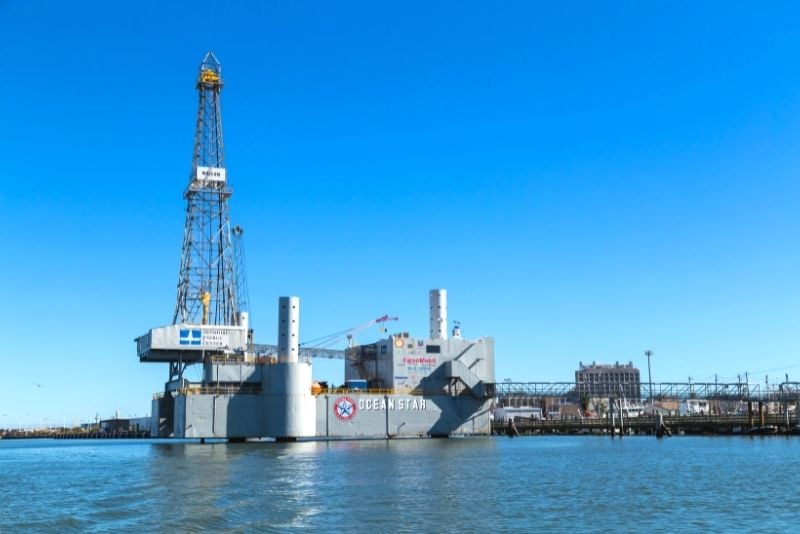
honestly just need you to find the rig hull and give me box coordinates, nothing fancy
[155,392,492,439]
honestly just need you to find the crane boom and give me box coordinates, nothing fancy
[300,315,399,350]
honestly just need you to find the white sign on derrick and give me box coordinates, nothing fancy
[196,166,226,183]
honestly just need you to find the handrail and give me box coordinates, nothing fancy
[179,385,262,396]
[316,388,416,396]
[208,354,279,365]
[155,386,426,398]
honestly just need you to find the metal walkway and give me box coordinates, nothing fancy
[495,381,800,402]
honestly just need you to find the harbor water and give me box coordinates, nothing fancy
[1,436,799,531]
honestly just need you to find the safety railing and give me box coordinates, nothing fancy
[178,385,262,396]
[315,388,416,396]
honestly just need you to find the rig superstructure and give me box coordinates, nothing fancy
[135,53,496,440]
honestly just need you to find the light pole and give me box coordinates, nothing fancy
[645,350,653,407]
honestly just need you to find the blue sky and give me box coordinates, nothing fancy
[2,1,800,427]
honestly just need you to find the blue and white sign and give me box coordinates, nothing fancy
[179,329,202,346]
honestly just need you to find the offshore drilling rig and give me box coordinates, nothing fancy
[135,52,334,439]
[135,53,496,441]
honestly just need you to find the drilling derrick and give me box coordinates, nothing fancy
[174,51,238,327]
[136,52,251,385]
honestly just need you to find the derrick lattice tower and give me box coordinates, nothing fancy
[174,52,238,326]
[231,225,251,317]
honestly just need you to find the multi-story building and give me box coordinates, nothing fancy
[575,361,641,400]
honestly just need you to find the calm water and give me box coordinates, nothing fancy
[1,436,798,532]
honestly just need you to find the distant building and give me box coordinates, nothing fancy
[493,406,543,422]
[99,418,129,433]
[99,416,152,434]
[678,399,710,416]
[575,361,641,400]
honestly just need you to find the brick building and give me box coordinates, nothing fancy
[575,361,641,400]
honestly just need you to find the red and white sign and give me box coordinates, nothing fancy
[333,396,357,421]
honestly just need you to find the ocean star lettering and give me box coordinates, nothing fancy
[358,398,427,411]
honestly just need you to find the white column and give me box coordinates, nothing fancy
[429,289,448,340]
[278,296,300,363]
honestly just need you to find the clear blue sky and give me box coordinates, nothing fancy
[2,1,800,427]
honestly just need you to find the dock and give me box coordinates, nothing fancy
[493,413,799,436]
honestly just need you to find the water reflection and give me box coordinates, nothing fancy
[2,437,799,531]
